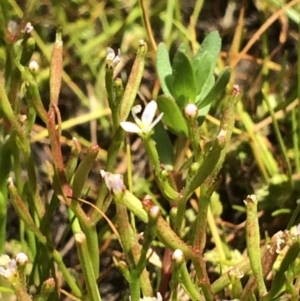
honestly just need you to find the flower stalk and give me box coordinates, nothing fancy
[245,194,267,298]
[75,232,102,301]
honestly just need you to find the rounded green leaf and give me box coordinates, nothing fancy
[156,42,173,97]
[157,95,188,137]
[172,48,196,108]
[152,122,175,165]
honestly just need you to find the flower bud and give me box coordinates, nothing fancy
[172,249,184,263]
[7,177,14,188]
[184,103,198,119]
[16,253,28,266]
[233,84,241,96]
[41,277,55,293]
[28,60,39,73]
[149,205,160,219]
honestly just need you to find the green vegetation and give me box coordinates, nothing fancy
[1,0,300,300]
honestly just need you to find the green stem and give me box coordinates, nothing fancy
[8,179,82,297]
[91,127,124,223]
[262,92,293,184]
[193,182,214,253]
[292,108,300,173]
[0,192,6,254]
[187,118,201,162]
[0,82,29,154]
[297,22,300,172]
[105,66,119,131]
[237,101,278,181]
[52,249,82,298]
[207,206,226,261]
[180,262,202,301]
[114,192,153,297]
[75,232,102,301]
[245,195,267,298]
[191,257,214,301]
[8,179,47,245]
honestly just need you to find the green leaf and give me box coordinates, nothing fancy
[196,74,215,102]
[156,43,173,97]
[152,121,175,165]
[197,67,231,109]
[157,95,188,137]
[172,48,196,108]
[193,31,221,66]
[193,31,222,102]
[194,51,215,95]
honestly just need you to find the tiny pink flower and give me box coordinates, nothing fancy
[100,170,125,194]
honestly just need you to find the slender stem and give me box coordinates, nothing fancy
[262,92,293,184]
[296,22,300,172]
[139,0,157,52]
[180,262,202,301]
[191,257,214,301]
[75,232,102,301]
[207,206,226,261]
[245,195,267,298]
[292,108,300,173]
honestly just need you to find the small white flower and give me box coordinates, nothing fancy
[106,47,121,68]
[100,170,125,194]
[129,292,163,301]
[120,100,163,135]
[24,22,33,34]
[0,256,17,279]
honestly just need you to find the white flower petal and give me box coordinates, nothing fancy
[100,170,124,193]
[141,100,157,126]
[148,112,163,130]
[120,121,142,133]
[132,104,142,115]
[106,47,116,61]
[112,56,121,67]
